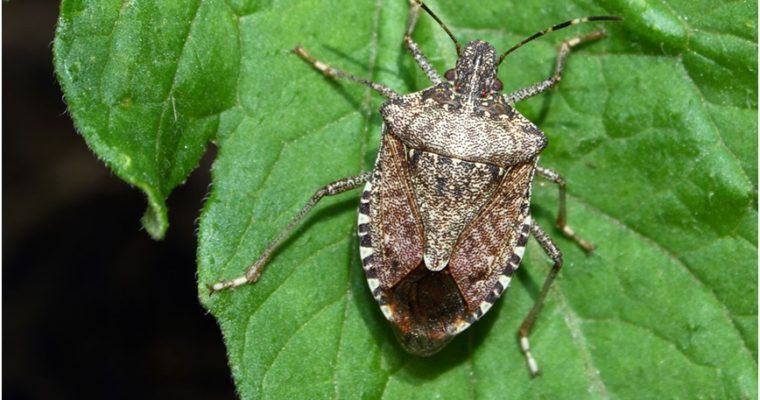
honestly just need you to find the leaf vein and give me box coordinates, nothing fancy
[331,0,385,396]
[239,237,350,393]
[380,356,414,400]
[260,297,344,394]
[676,54,755,193]
[584,316,722,370]
[217,110,361,276]
[567,192,756,361]
[153,0,204,193]
[552,290,611,398]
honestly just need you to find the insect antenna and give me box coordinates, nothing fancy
[415,0,462,56]
[497,15,621,65]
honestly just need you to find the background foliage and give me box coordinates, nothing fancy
[55,0,757,398]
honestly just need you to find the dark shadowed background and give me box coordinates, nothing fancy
[4,2,235,398]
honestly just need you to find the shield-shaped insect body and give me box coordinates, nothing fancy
[209,1,619,376]
[358,41,548,355]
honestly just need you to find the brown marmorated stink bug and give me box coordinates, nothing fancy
[209,1,620,376]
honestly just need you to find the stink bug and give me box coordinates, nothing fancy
[209,1,620,376]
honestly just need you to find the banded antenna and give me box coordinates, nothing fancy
[415,0,462,56]
[497,16,622,65]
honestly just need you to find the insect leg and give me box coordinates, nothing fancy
[404,1,442,84]
[504,29,606,104]
[536,165,595,252]
[518,222,563,377]
[294,46,398,98]
[208,172,372,293]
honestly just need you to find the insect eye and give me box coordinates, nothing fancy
[444,69,456,81]
[492,79,503,91]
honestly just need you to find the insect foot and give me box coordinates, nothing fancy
[208,0,620,377]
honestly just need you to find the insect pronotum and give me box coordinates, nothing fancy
[209,0,620,376]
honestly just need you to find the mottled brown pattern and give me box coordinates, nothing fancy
[370,129,424,289]
[407,150,503,271]
[449,160,536,310]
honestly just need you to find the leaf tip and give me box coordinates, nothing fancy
[141,201,168,240]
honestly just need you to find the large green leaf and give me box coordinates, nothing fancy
[55,0,757,398]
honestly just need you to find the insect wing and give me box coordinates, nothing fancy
[359,128,424,301]
[449,160,536,323]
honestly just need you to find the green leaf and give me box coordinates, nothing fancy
[54,0,239,238]
[56,0,757,398]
